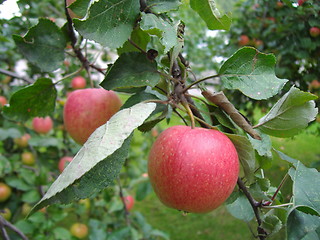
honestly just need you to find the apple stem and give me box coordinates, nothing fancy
[182,100,195,129]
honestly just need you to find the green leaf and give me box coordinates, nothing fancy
[31,102,156,214]
[287,207,320,240]
[13,18,66,72]
[256,87,318,138]
[226,191,255,222]
[118,27,151,55]
[219,47,288,100]
[0,128,21,140]
[2,78,57,122]
[53,227,72,240]
[145,0,181,13]
[73,0,140,48]
[140,12,177,53]
[262,215,283,236]
[68,0,90,18]
[226,133,255,182]
[22,190,41,203]
[100,52,160,91]
[190,0,232,30]
[288,161,320,215]
[248,129,272,158]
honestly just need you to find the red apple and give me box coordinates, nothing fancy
[71,76,86,89]
[63,88,122,145]
[32,116,53,134]
[122,195,135,211]
[14,133,31,148]
[275,2,284,9]
[298,0,307,5]
[0,96,7,107]
[58,156,73,173]
[0,183,12,202]
[238,35,250,46]
[70,223,88,239]
[148,126,239,213]
[310,27,320,38]
[21,152,35,166]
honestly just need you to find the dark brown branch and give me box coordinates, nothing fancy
[0,68,32,84]
[0,216,29,240]
[237,178,267,240]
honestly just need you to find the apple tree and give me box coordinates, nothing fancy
[0,0,319,239]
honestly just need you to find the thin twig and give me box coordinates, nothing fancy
[128,39,147,54]
[0,216,29,240]
[117,179,131,226]
[183,74,220,92]
[0,68,32,84]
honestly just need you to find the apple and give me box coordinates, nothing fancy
[58,156,73,173]
[276,1,284,9]
[32,116,53,134]
[0,96,7,107]
[122,195,135,211]
[0,183,12,202]
[70,223,89,239]
[21,203,32,216]
[78,198,91,210]
[298,0,307,5]
[238,35,250,46]
[148,125,239,213]
[14,133,31,148]
[21,152,35,166]
[0,208,12,221]
[63,88,122,145]
[254,39,263,48]
[71,76,86,89]
[309,27,320,38]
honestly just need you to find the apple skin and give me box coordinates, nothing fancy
[0,183,12,202]
[0,96,7,107]
[70,223,89,239]
[0,208,12,221]
[32,116,53,134]
[71,76,86,89]
[58,156,73,173]
[122,195,135,211]
[63,88,122,145]
[148,126,239,213]
[238,35,250,46]
[14,133,31,148]
[309,27,320,38]
[21,152,36,166]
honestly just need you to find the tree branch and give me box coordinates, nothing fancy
[0,68,32,84]
[0,216,29,240]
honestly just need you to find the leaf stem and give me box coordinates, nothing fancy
[183,74,220,92]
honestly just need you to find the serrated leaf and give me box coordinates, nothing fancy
[288,161,320,215]
[13,18,66,72]
[73,0,140,48]
[31,102,156,214]
[118,27,151,55]
[226,191,255,222]
[3,78,57,122]
[100,52,160,91]
[248,129,272,158]
[219,47,288,100]
[68,0,90,18]
[190,0,232,30]
[256,87,318,138]
[146,0,181,13]
[225,133,255,182]
[287,207,320,240]
[140,12,177,53]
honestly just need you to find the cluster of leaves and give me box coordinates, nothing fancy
[0,0,319,239]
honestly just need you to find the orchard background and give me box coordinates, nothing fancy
[0,0,319,239]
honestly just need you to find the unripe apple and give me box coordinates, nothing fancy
[63,88,122,145]
[58,156,73,173]
[21,152,35,166]
[14,133,31,148]
[238,35,250,46]
[70,223,89,239]
[71,76,86,89]
[148,126,239,213]
[0,208,12,220]
[309,27,320,38]
[0,96,7,107]
[21,203,32,216]
[78,198,91,210]
[0,183,12,202]
[122,195,135,211]
[32,116,53,134]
